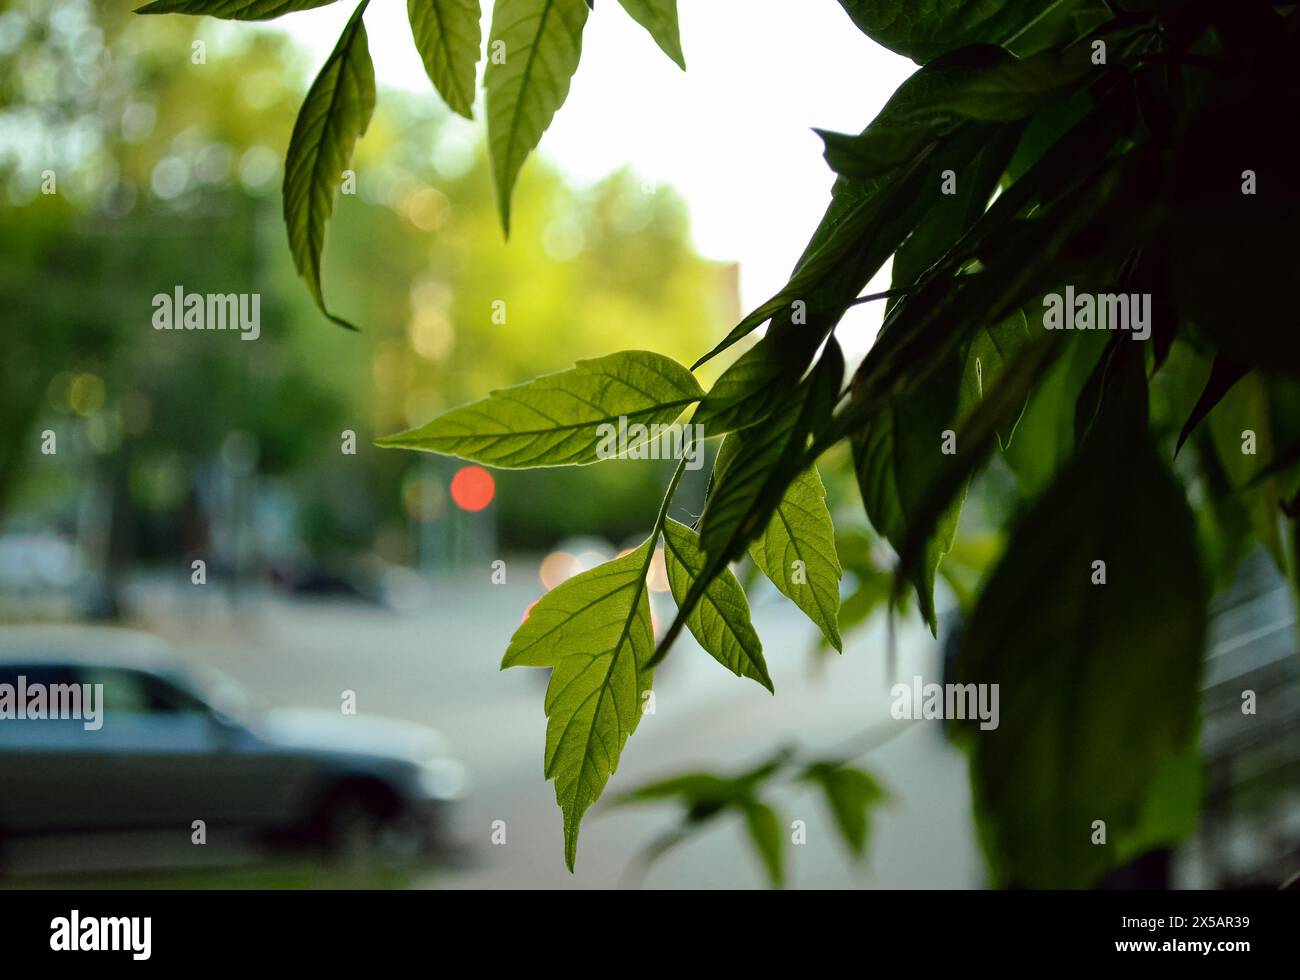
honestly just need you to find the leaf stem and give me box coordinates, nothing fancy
[846,285,918,308]
[648,435,694,545]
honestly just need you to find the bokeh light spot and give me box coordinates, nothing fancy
[451,465,495,512]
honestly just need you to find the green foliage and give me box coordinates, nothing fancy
[501,539,657,870]
[743,458,844,652]
[955,391,1206,888]
[801,761,888,859]
[662,519,772,692]
[376,350,703,467]
[615,0,685,69]
[136,0,341,18]
[282,0,375,330]
[141,0,1300,888]
[408,0,483,119]
[612,750,887,887]
[485,0,590,235]
[833,0,1076,63]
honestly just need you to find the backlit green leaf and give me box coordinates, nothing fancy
[282,0,375,330]
[502,541,656,870]
[699,343,843,559]
[407,0,483,119]
[135,0,340,19]
[742,455,844,653]
[485,0,589,234]
[616,0,685,69]
[662,519,773,692]
[376,350,703,467]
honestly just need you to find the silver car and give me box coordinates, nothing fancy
[0,627,467,868]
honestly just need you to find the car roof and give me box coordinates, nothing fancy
[0,625,178,673]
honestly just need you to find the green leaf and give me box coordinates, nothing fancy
[693,151,937,370]
[699,343,843,558]
[741,801,784,888]
[135,0,341,19]
[691,329,818,436]
[282,0,375,331]
[1114,743,1202,865]
[485,0,589,235]
[959,311,1032,449]
[694,117,1002,371]
[816,46,1087,184]
[612,750,794,884]
[1207,371,1285,569]
[408,0,483,119]
[955,428,1206,888]
[1174,357,1248,457]
[834,0,1070,63]
[502,540,656,870]
[615,0,685,69]
[853,355,966,634]
[611,749,791,815]
[802,762,887,859]
[651,344,843,670]
[661,519,773,692]
[376,350,704,467]
[887,128,1020,311]
[1003,329,1108,497]
[741,454,844,653]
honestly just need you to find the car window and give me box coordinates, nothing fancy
[77,667,209,716]
[0,664,79,689]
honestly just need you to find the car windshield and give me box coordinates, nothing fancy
[175,664,261,725]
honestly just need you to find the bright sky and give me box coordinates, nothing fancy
[271,0,914,350]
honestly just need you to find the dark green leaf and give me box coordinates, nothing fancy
[853,355,966,634]
[1207,371,1284,568]
[693,123,990,369]
[282,0,375,331]
[1175,358,1248,458]
[834,0,1076,63]
[376,350,704,467]
[816,46,1087,183]
[955,427,1206,888]
[960,311,1032,449]
[887,128,1020,310]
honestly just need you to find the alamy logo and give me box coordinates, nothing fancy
[890,675,999,731]
[0,675,103,731]
[50,910,151,960]
[152,286,261,340]
[1042,286,1150,341]
[595,418,705,470]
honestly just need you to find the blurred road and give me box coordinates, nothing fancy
[123,564,983,889]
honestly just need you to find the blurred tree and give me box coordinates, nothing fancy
[0,0,737,584]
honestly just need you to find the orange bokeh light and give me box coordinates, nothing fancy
[450,465,495,511]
